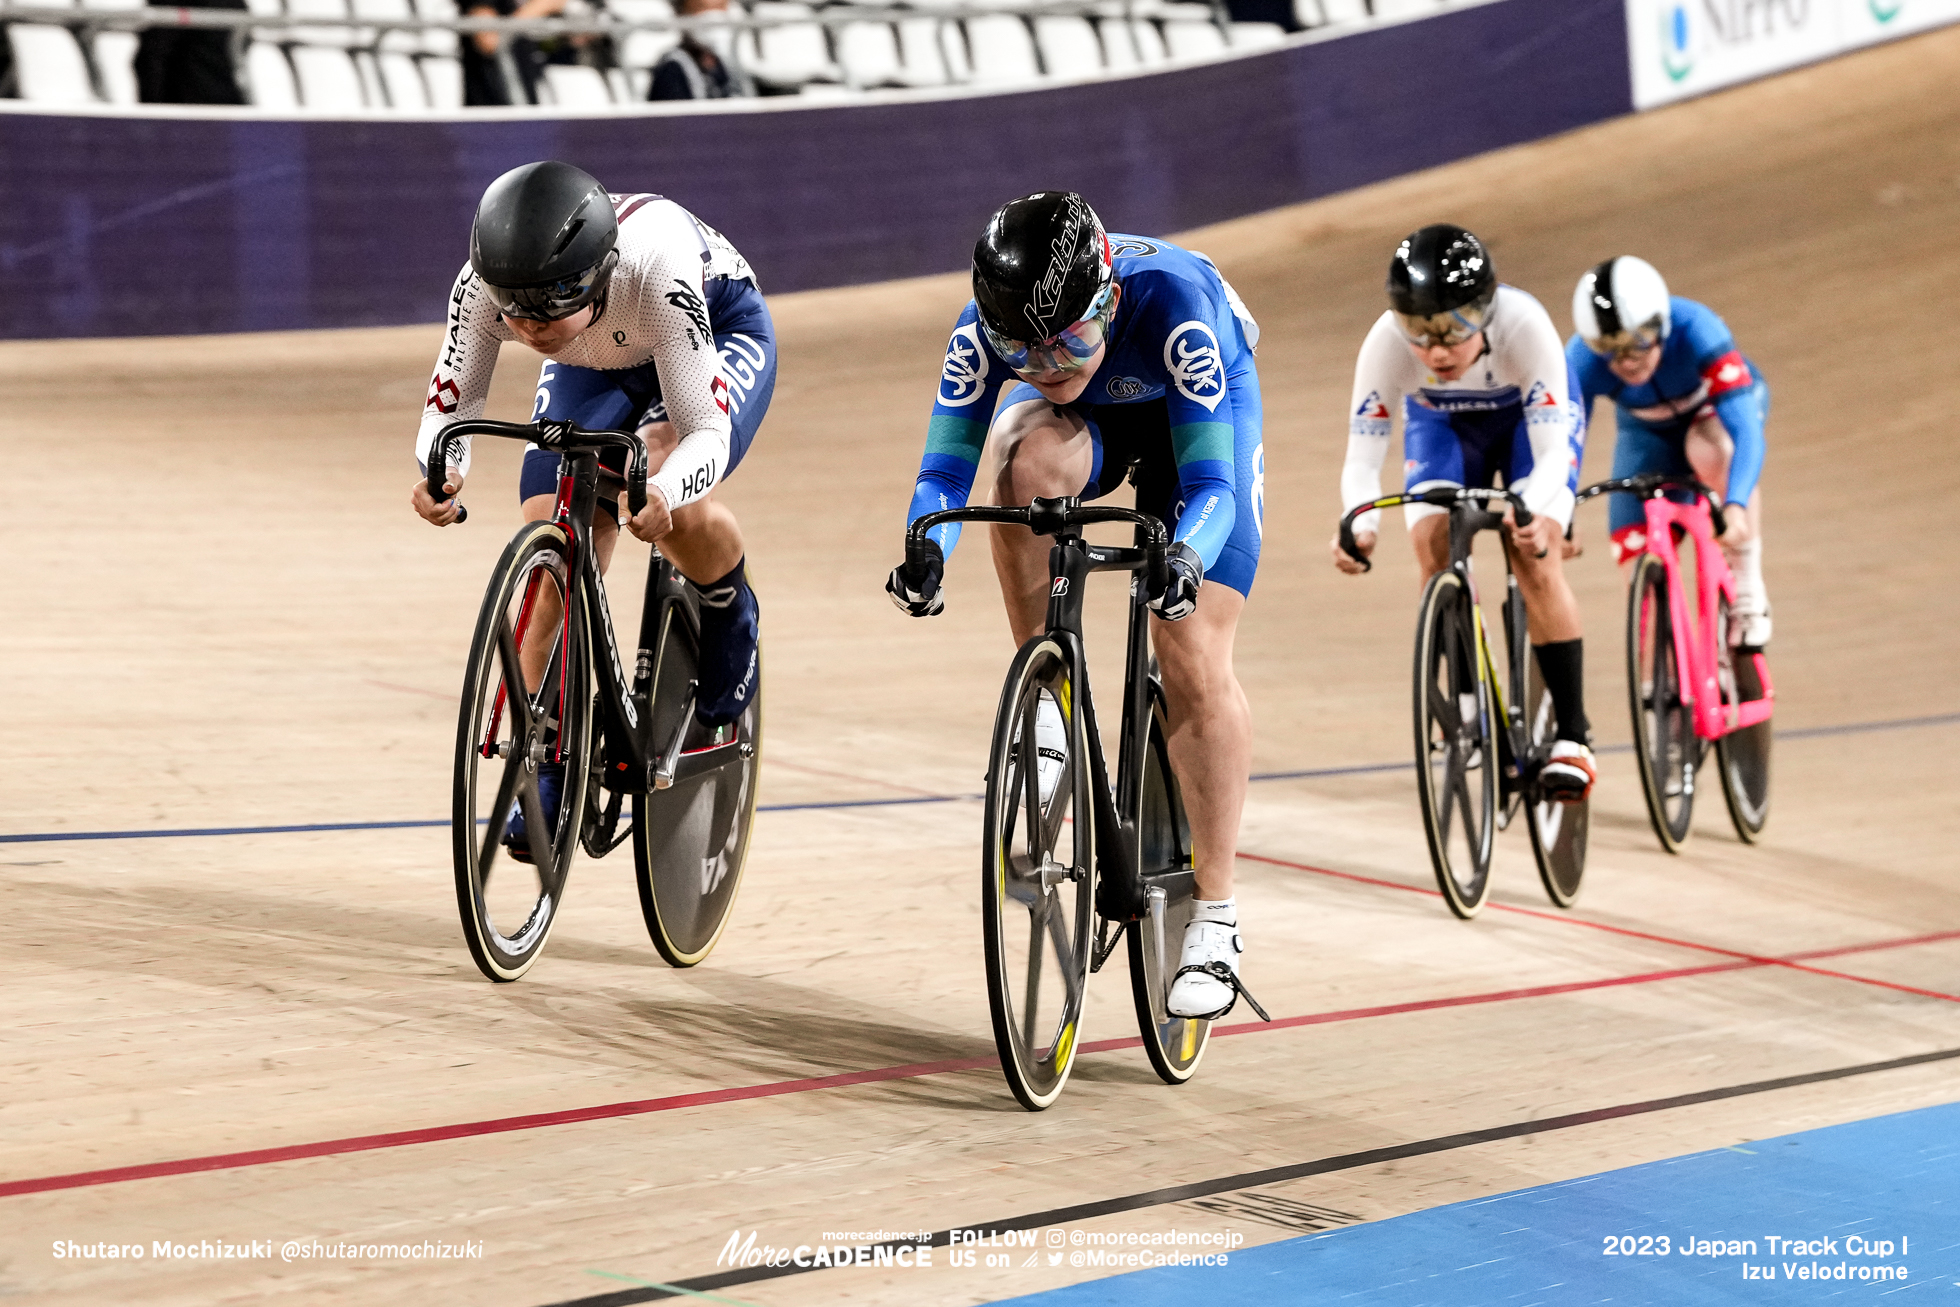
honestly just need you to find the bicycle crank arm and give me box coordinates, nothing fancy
[666,736,754,787]
[650,686,697,790]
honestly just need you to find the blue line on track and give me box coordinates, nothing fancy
[5,711,1955,848]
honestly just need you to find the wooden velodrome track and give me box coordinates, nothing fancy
[7,27,1960,1306]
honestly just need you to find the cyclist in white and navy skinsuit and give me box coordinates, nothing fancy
[1332,224,1597,801]
[410,163,774,860]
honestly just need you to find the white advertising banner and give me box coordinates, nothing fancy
[1839,0,1960,47]
[1627,0,1960,108]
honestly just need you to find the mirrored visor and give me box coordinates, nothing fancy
[483,249,618,322]
[1394,296,1495,349]
[1582,322,1665,361]
[981,284,1115,376]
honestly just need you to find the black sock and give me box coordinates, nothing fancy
[1533,639,1589,743]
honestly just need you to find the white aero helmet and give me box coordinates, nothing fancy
[1573,255,1670,358]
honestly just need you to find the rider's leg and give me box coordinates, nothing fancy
[1508,527,1594,797]
[517,491,620,688]
[987,398,1096,644]
[1152,584,1250,903]
[636,418,758,725]
[1685,413,1770,645]
[1409,512,1450,587]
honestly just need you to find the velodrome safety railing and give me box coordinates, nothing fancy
[0,0,1463,111]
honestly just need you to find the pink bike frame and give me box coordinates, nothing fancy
[1637,494,1773,741]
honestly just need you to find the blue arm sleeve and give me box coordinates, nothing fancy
[906,306,1007,557]
[1168,405,1237,573]
[906,415,989,556]
[1565,334,1616,410]
[1712,376,1766,506]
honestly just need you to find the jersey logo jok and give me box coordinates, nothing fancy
[1105,375,1150,400]
[1165,321,1225,412]
[939,324,989,407]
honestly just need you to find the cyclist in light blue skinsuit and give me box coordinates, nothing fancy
[1567,255,1773,649]
[886,192,1264,1022]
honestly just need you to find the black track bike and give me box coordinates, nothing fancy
[903,496,1265,1111]
[428,419,761,982]
[1339,487,1588,917]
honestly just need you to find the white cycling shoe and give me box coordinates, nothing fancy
[1011,689,1069,806]
[1539,740,1597,803]
[1166,916,1271,1021]
[1732,607,1772,651]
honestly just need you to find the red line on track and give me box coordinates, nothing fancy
[1239,852,1960,1005]
[4,924,1952,1201]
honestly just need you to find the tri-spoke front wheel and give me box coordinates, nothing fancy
[982,637,1095,1111]
[453,522,593,982]
[1627,553,1696,852]
[1413,570,1495,918]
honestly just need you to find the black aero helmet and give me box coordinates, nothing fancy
[470,160,620,321]
[1386,223,1498,346]
[972,191,1114,355]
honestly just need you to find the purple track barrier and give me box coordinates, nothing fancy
[0,0,1627,339]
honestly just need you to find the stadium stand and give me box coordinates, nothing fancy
[0,0,1462,108]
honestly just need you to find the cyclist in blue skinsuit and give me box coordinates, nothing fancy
[886,192,1265,1021]
[1568,256,1772,648]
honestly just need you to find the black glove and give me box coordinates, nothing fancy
[1147,541,1203,621]
[886,541,945,617]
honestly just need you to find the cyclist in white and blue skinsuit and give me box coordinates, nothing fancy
[1333,224,1597,800]
[1568,255,1772,649]
[886,192,1266,1021]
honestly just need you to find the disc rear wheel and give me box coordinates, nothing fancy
[982,638,1095,1111]
[633,570,760,967]
[1414,570,1495,918]
[453,522,593,982]
[1627,553,1696,852]
[1715,597,1772,842]
[1523,652,1588,906]
[1128,686,1208,1084]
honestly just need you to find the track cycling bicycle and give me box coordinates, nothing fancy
[902,496,1267,1111]
[427,418,761,982]
[1339,487,1588,917]
[1574,473,1772,851]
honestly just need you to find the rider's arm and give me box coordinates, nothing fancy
[1509,309,1582,523]
[1340,316,1406,537]
[1565,333,1616,413]
[1679,300,1765,506]
[906,311,1007,556]
[414,264,514,478]
[631,248,737,513]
